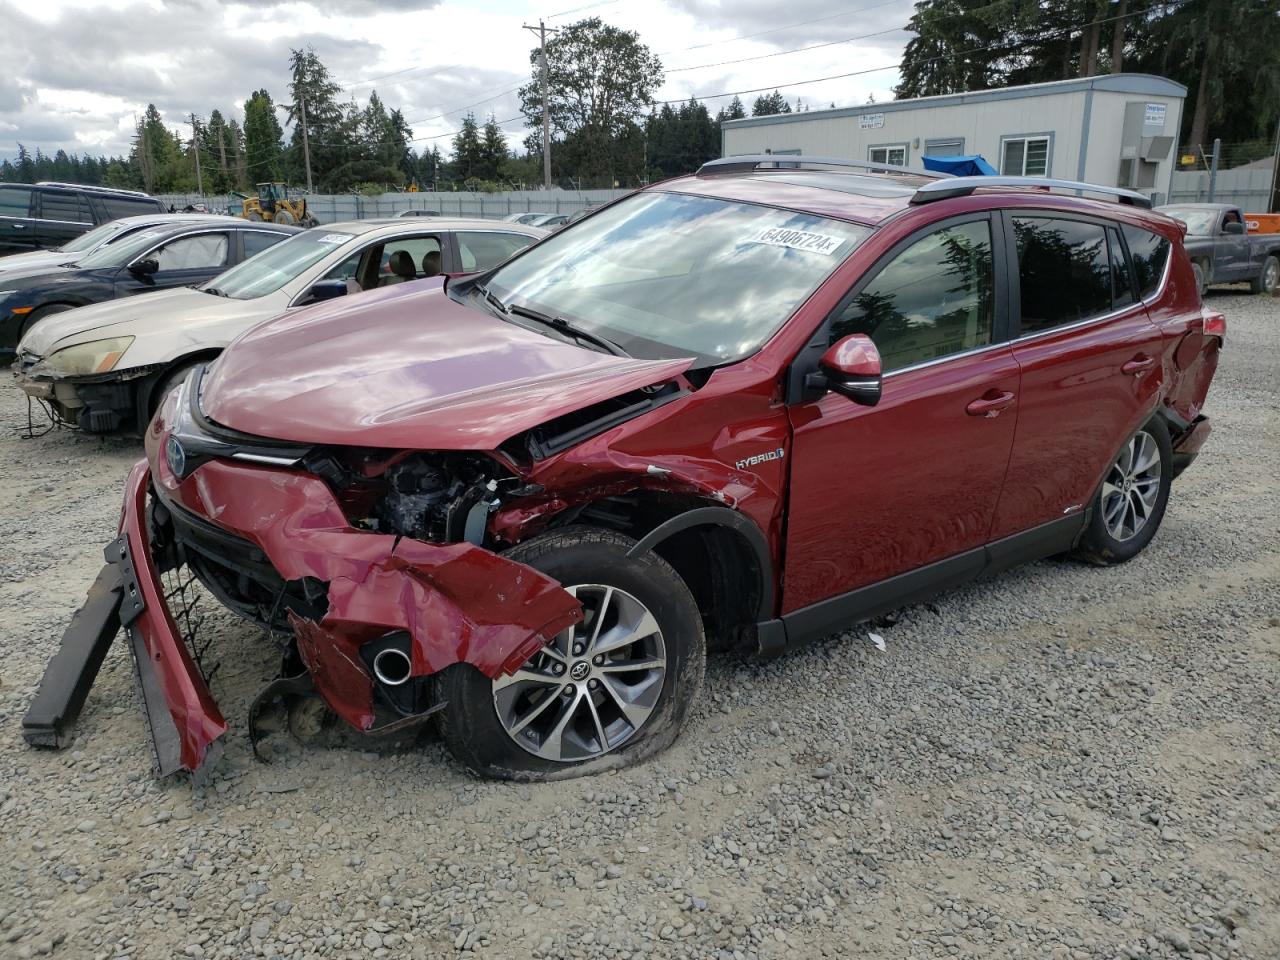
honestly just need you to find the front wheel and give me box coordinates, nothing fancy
[1073,417,1173,565]
[1250,255,1278,295]
[437,526,705,780]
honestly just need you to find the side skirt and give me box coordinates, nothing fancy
[756,513,1087,658]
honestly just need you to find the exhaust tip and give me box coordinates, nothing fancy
[372,648,412,686]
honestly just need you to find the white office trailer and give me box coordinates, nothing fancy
[720,74,1186,204]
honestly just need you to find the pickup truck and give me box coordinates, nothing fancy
[1156,202,1280,295]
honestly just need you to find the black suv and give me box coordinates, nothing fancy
[0,182,168,255]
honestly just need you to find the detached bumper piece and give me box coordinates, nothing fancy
[24,461,229,780]
[20,545,139,749]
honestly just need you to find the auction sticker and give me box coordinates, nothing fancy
[746,226,845,255]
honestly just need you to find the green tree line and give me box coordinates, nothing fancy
[897,0,1279,149]
[5,2,1271,194]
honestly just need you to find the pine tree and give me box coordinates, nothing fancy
[244,89,285,184]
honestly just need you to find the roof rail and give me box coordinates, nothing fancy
[697,154,944,179]
[35,181,153,199]
[911,176,1152,209]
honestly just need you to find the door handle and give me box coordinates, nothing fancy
[1121,355,1155,375]
[965,390,1015,417]
[12,223,26,229]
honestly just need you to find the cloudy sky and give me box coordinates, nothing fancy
[0,0,916,163]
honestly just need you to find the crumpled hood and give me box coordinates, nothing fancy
[19,287,268,359]
[201,280,693,450]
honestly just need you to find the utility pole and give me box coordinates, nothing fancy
[299,93,314,193]
[1207,138,1221,203]
[190,113,204,196]
[522,20,559,190]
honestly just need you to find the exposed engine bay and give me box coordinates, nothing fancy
[304,450,518,546]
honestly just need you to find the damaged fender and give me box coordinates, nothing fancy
[161,458,584,732]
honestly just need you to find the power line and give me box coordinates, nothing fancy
[666,24,909,74]
[545,0,621,21]
[657,0,907,57]
[654,2,1185,107]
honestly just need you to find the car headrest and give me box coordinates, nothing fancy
[389,250,416,278]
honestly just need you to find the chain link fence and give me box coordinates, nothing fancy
[1169,141,1277,210]
[157,189,633,224]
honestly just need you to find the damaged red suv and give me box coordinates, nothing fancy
[26,158,1222,782]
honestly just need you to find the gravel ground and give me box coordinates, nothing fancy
[0,291,1276,960]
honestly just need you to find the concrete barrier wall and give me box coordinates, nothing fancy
[157,189,633,224]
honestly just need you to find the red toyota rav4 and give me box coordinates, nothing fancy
[26,158,1222,782]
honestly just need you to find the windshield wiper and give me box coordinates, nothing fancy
[204,287,227,298]
[507,304,629,357]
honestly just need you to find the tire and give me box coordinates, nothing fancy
[1249,254,1279,295]
[148,361,203,420]
[437,525,706,781]
[247,211,264,222]
[1191,261,1207,297]
[1073,416,1173,566]
[274,210,296,225]
[19,303,74,342]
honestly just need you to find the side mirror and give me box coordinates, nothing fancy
[816,334,883,406]
[300,279,349,305]
[130,257,159,277]
[1222,220,1245,235]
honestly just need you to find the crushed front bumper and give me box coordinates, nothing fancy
[27,446,584,780]
[23,460,229,777]
[12,364,144,433]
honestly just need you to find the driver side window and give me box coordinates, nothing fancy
[829,219,994,373]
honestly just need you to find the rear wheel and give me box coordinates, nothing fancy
[1074,417,1173,565]
[1250,255,1278,295]
[437,526,705,780]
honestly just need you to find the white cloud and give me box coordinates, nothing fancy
[0,0,912,161]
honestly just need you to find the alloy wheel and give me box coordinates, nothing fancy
[493,584,666,762]
[1265,258,1279,294]
[1101,430,1162,542]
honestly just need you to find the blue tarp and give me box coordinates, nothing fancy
[922,154,999,176]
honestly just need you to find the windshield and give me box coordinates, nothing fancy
[483,191,870,363]
[1160,207,1216,236]
[61,220,133,253]
[78,228,175,268]
[206,230,354,300]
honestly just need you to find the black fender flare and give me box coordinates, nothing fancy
[624,505,775,621]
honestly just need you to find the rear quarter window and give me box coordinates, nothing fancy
[1120,224,1171,299]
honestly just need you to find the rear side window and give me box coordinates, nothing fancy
[829,219,995,372]
[1013,217,1111,332]
[242,230,288,259]
[0,186,33,217]
[457,231,536,272]
[103,195,165,220]
[38,189,92,223]
[1120,224,1170,299]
